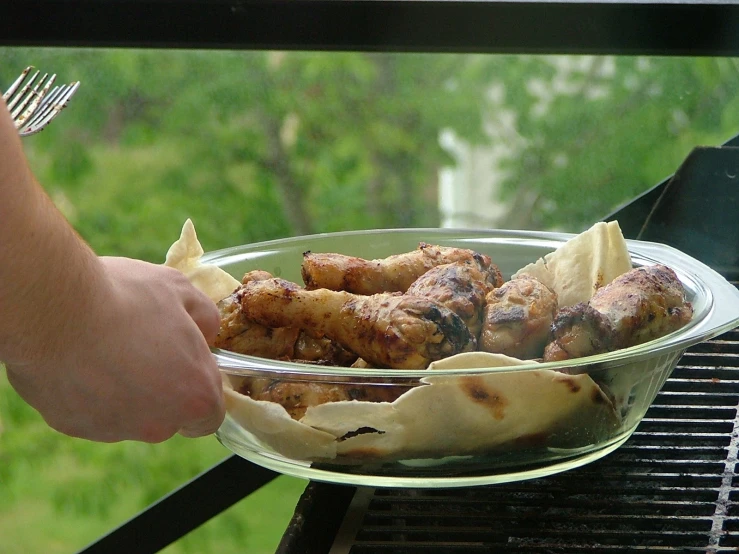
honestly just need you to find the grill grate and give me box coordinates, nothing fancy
[327,281,739,554]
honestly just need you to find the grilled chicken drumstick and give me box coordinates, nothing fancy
[215,270,357,365]
[238,277,476,369]
[215,291,300,359]
[406,261,501,339]
[301,242,502,295]
[480,275,559,359]
[215,270,300,359]
[543,264,693,361]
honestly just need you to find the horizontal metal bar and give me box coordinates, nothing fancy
[641,417,736,422]
[2,1,739,55]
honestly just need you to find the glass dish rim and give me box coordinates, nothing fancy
[205,227,739,380]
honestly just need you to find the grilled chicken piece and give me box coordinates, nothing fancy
[216,270,355,365]
[241,269,274,285]
[238,277,476,369]
[406,261,500,339]
[214,292,300,359]
[238,378,410,420]
[215,270,297,358]
[480,275,558,359]
[217,271,278,343]
[544,264,693,361]
[301,242,503,295]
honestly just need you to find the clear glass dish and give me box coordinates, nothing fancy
[207,228,739,488]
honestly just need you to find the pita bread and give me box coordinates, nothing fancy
[217,354,619,463]
[300,354,619,461]
[512,221,632,307]
[164,219,241,303]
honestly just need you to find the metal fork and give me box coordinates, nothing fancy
[2,66,80,137]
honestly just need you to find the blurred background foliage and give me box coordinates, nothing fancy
[1,47,739,553]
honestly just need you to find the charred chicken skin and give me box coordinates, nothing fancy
[406,261,500,339]
[301,242,503,295]
[480,275,559,360]
[238,277,476,369]
[544,264,694,361]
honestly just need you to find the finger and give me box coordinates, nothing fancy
[177,398,226,438]
[183,288,221,346]
[176,362,226,439]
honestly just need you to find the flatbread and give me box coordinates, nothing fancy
[300,354,619,461]
[164,219,241,303]
[218,353,619,462]
[512,221,632,308]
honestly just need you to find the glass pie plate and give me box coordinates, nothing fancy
[206,228,739,488]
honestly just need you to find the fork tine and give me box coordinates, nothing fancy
[28,82,78,129]
[19,85,64,130]
[5,67,80,137]
[20,84,67,131]
[18,81,80,137]
[37,82,78,117]
[30,84,66,112]
[6,69,41,112]
[11,73,56,130]
[8,71,47,117]
[2,65,33,102]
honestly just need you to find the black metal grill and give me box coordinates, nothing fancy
[309,281,739,554]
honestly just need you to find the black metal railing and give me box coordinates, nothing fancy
[77,455,276,554]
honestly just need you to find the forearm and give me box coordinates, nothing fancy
[1,99,225,441]
[0,100,106,366]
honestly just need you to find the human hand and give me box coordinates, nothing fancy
[5,256,225,443]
